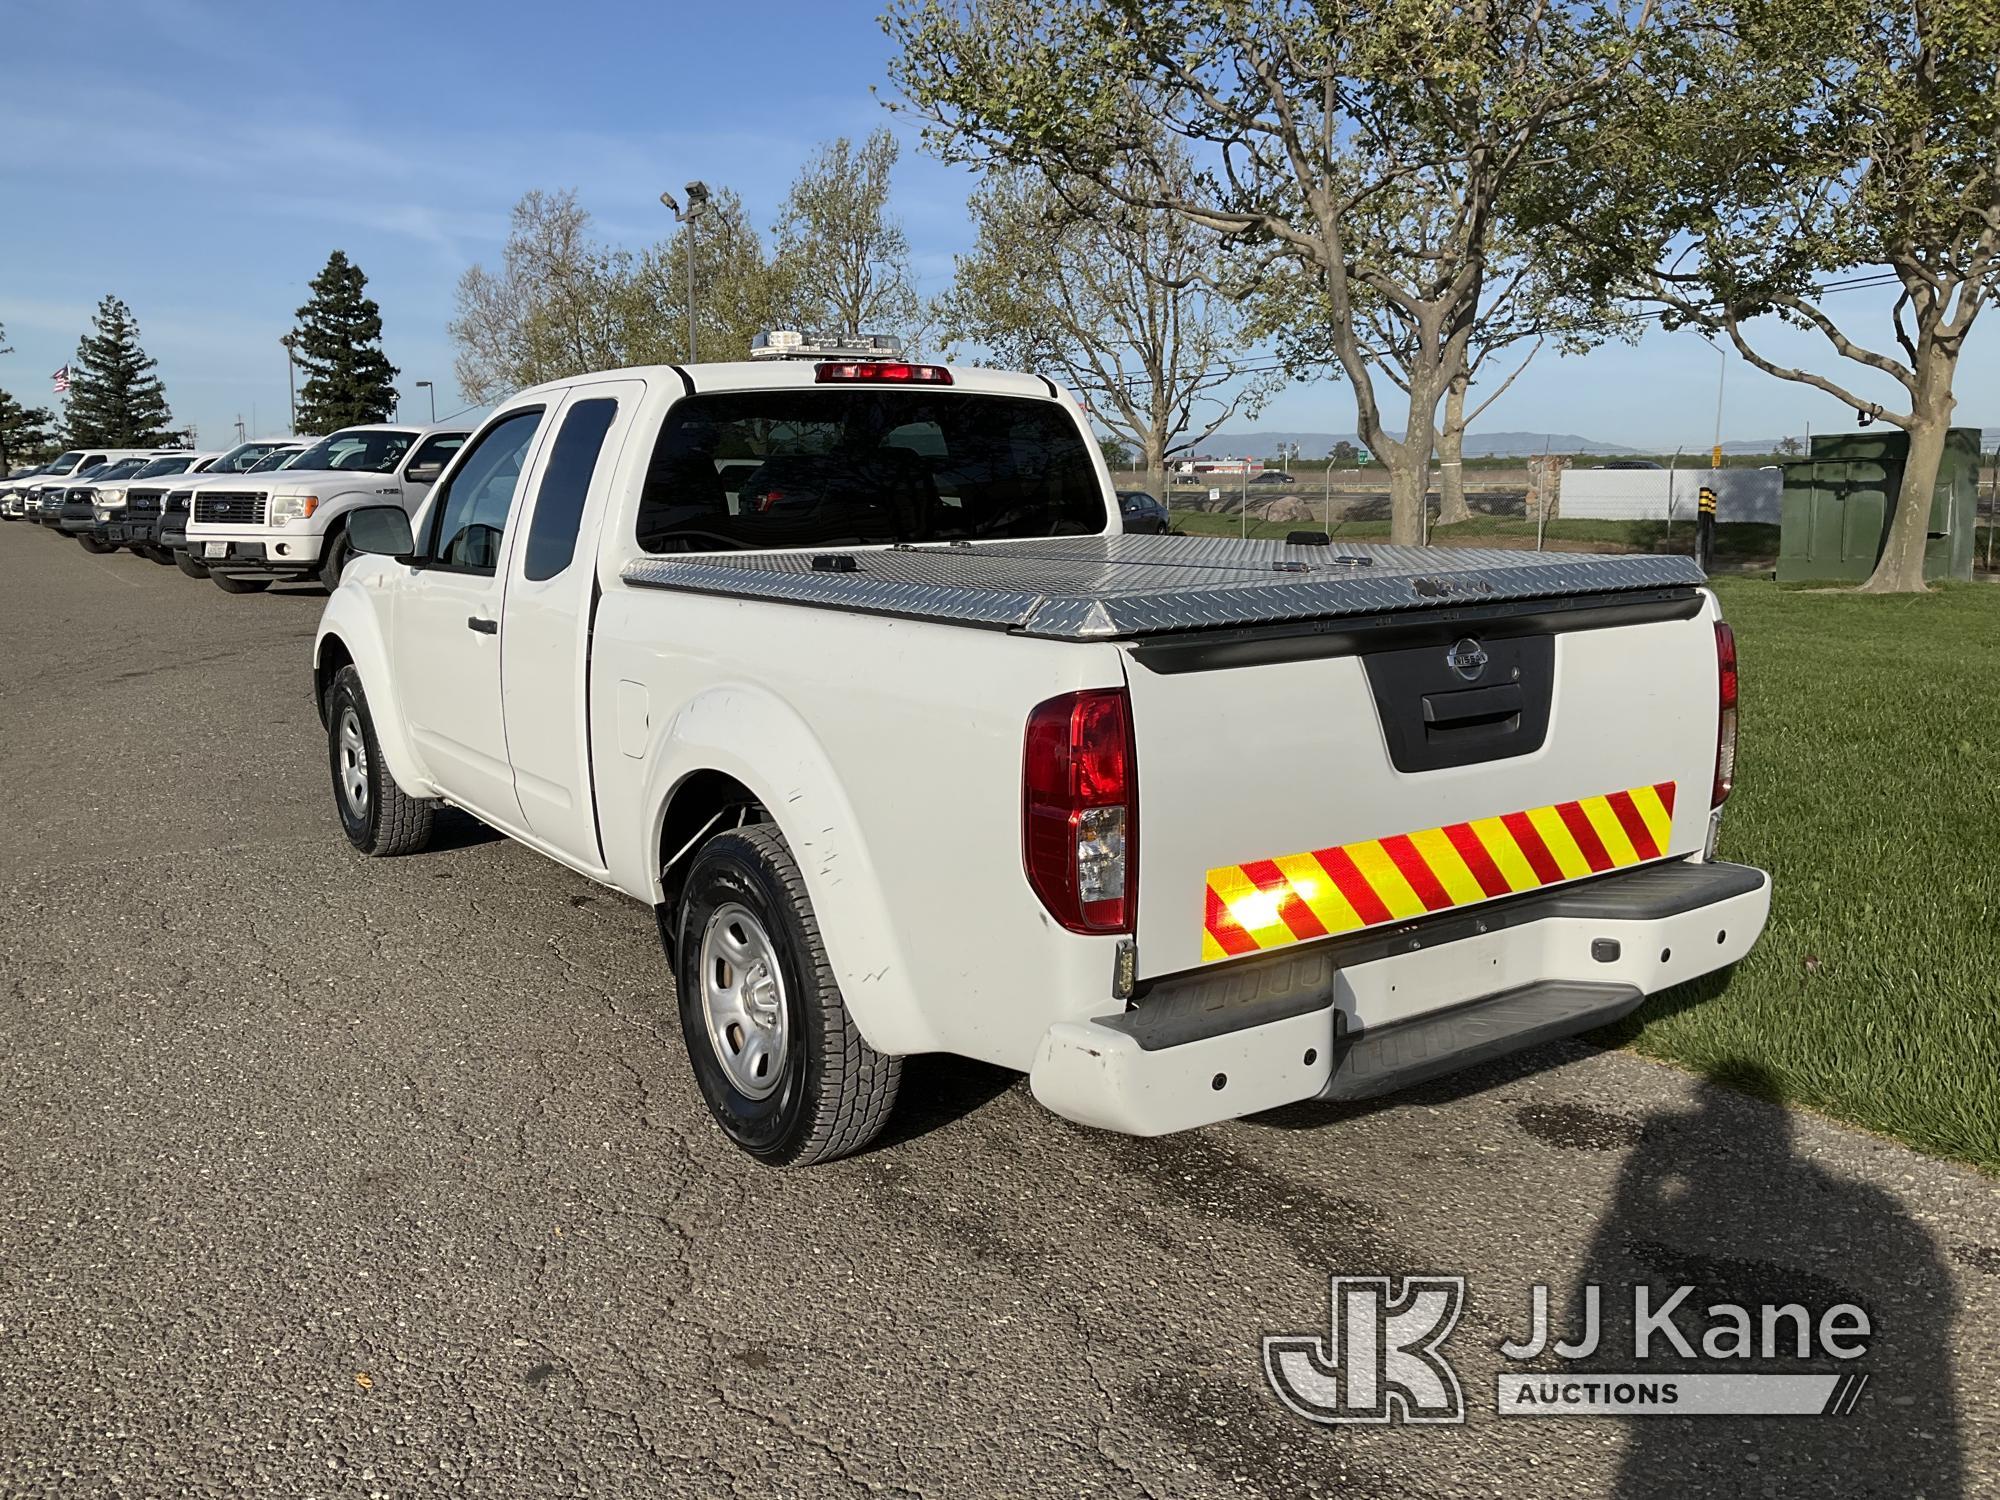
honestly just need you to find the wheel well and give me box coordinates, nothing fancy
[656,770,766,958]
[314,635,354,727]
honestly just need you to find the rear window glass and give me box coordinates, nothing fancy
[633,389,1105,553]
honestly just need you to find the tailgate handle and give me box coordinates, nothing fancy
[1422,683,1522,741]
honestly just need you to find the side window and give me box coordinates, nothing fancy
[406,432,466,485]
[522,398,619,582]
[423,409,544,574]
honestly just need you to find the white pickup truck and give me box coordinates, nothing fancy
[313,345,1769,1166]
[187,423,469,592]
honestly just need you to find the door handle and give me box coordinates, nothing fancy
[467,616,498,634]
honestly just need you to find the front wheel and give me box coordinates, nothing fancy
[674,824,901,1166]
[140,545,174,565]
[326,665,434,857]
[212,574,271,594]
[318,528,352,591]
[77,536,112,554]
[174,550,209,579]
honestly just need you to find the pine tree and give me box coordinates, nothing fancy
[0,387,59,470]
[292,251,400,432]
[64,295,176,446]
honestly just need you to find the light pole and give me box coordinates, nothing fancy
[415,380,435,422]
[279,332,299,431]
[659,180,711,363]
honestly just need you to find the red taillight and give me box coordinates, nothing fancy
[1712,622,1738,807]
[1023,688,1137,934]
[814,361,953,385]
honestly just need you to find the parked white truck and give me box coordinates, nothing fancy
[186,423,469,592]
[313,342,1769,1166]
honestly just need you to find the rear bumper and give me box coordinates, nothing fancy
[1028,859,1770,1135]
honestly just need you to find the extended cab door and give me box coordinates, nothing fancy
[496,380,644,867]
[391,405,551,824]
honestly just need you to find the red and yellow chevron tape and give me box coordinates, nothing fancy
[1202,781,1678,963]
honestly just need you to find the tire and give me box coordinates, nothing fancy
[77,536,112,555]
[175,551,210,579]
[212,574,271,594]
[318,526,352,591]
[326,665,434,857]
[674,824,900,1166]
[141,545,174,565]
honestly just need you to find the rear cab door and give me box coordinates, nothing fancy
[496,378,648,869]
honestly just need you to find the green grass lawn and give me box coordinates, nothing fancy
[1591,578,2000,1171]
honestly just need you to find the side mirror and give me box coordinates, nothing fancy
[406,463,443,485]
[347,504,415,560]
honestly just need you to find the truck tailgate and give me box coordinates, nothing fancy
[1123,600,1720,978]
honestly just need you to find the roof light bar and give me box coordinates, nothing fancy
[815,362,953,385]
[751,329,904,362]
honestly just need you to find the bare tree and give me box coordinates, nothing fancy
[774,129,921,344]
[450,190,631,404]
[935,151,1276,497]
[887,0,1669,543]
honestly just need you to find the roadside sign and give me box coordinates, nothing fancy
[1209,487,1221,503]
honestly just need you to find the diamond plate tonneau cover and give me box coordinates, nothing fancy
[618,535,1706,641]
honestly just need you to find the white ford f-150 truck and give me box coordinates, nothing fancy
[186,422,469,592]
[313,342,1769,1167]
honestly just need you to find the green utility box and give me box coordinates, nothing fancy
[1778,428,1982,583]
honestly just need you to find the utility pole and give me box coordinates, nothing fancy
[659,181,711,363]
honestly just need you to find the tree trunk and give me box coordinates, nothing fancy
[1437,374,1472,526]
[1861,407,1949,593]
[1143,430,1168,509]
[1387,455,1432,545]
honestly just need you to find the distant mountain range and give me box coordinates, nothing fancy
[1197,427,1999,459]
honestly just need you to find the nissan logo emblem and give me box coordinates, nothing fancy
[1446,638,1490,681]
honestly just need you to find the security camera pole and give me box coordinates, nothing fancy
[415,380,435,422]
[659,181,712,363]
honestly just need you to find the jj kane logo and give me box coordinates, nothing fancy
[1264,1275,1874,1424]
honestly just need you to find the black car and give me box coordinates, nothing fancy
[1116,489,1170,534]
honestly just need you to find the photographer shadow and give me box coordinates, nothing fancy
[1565,1063,1963,1498]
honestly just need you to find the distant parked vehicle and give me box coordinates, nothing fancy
[1592,459,1666,471]
[163,444,308,577]
[7,448,155,521]
[59,457,167,544]
[1250,471,1296,485]
[114,439,303,563]
[186,423,469,593]
[1116,490,1170,534]
[80,452,218,554]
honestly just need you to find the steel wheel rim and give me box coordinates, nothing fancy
[337,707,370,816]
[698,902,789,1099]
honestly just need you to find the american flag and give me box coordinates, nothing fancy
[51,365,70,395]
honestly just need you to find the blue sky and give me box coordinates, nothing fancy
[2,0,1991,450]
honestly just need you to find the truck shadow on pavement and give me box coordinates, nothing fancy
[1565,1068,1964,1498]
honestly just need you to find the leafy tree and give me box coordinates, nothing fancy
[0,387,59,469]
[1331,440,1359,466]
[1542,0,2000,592]
[887,0,1674,543]
[935,149,1276,496]
[1778,435,1805,456]
[64,295,175,446]
[1099,436,1134,469]
[292,251,400,431]
[773,130,921,344]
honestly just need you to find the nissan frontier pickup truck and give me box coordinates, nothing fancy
[313,336,1768,1167]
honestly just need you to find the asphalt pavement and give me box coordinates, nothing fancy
[2,522,1994,1498]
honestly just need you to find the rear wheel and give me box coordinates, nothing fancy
[674,824,901,1166]
[174,551,210,579]
[326,665,434,857]
[212,574,271,594]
